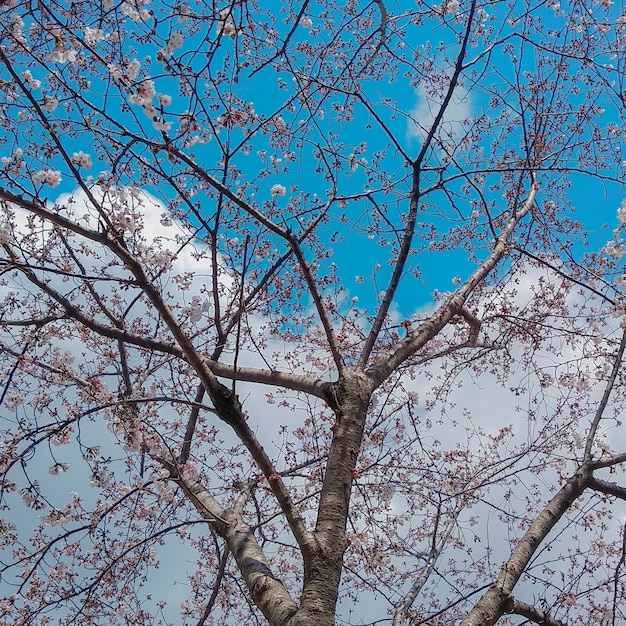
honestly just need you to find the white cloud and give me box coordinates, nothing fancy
[3,184,626,624]
[4,184,234,299]
[407,81,473,144]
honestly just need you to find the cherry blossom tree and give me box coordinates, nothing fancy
[1,0,626,625]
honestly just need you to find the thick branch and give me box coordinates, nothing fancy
[366,178,538,389]
[158,455,299,626]
[294,372,374,622]
[589,476,626,500]
[211,384,317,559]
[460,468,589,626]
[504,597,566,626]
[209,360,330,398]
[592,452,626,470]
[179,384,206,464]
[458,307,482,345]
[2,268,326,395]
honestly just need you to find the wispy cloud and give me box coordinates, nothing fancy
[406,81,473,144]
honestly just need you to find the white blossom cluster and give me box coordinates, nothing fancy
[48,45,78,64]
[108,59,173,131]
[83,26,104,46]
[112,0,151,21]
[186,296,210,323]
[41,95,59,112]
[432,0,459,15]
[160,31,184,58]
[0,147,24,170]
[71,151,92,169]
[32,169,62,187]
[21,70,40,89]
[9,13,26,45]
[217,8,244,36]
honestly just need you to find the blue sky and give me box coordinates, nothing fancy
[3,0,623,318]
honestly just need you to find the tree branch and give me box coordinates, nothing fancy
[589,476,626,500]
[98,228,318,560]
[504,596,567,626]
[169,145,344,372]
[393,499,465,626]
[357,0,476,370]
[157,453,299,626]
[460,468,589,626]
[366,178,538,389]
[584,325,626,464]
[2,195,318,560]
